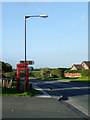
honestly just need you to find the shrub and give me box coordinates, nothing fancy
[40,68,50,78]
[64,70,81,73]
[4,71,16,80]
[29,71,41,78]
[80,69,90,77]
[50,68,67,78]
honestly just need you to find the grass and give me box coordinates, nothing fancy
[1,87,43,96]
[57,77,90,83]
[70,77,90,83]
[12,81,17,86]
[1,81,43,96]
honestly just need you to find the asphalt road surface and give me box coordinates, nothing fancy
[2,96,89,119]
[1,79,90,119]
[30,79,90,117]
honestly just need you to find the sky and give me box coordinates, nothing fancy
[2,2,88,69]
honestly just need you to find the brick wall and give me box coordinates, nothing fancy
[64,73,82,77]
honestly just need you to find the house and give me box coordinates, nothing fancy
[65,61,90,77]
[81,61,90,69]
[71,64,84,70]
[70,61,90,70]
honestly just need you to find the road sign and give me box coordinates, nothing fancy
[20,61,34,65]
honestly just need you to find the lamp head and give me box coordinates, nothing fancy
[39,15,48,18]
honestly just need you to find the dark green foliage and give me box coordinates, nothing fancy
[34,68,40,71]
[4,70,16,80]
[64,70,81,73]
[51,68,67,78]
[29,68,68,79]
[1,61,12,72]
[40,68,50,78]
[0,61,14,81]
[64,69,90,77]
[2,88,43,96]
[29,71,41,78]
[81,69,90,77]
[0,61,15,80]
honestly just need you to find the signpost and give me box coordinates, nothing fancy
[20,61,34,65]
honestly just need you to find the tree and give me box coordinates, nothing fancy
[2,62,12,72]
[51,68,67,78]
[40,68,50,78]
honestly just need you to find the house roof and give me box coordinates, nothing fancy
[72,64,84,70]
[82,61,90,68]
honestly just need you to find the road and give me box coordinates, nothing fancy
[30,79,90,117]
[1,96,89,119]
[1,79,90,119]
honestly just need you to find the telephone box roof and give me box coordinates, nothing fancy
[17,63,28,66]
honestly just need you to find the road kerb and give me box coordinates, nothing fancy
[32,85,63,99]
[32,85,51,98]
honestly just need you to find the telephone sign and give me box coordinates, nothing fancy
[20,61,34,65]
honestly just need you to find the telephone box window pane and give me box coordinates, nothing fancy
[20,73,26,77]
[20,70,26,73]
[20,80,25,91]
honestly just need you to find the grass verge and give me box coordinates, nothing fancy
[0,87,43,96]
[57,77,90,83]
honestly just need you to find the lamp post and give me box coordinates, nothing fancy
[24,15,48,92]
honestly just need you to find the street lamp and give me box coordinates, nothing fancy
[24,14,48,92]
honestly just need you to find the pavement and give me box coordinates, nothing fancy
[66,95,89,116]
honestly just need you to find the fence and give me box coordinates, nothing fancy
[0,78,12,88]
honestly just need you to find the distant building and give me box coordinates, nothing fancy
[71,64,84,70]
[81,61,90,69]
[64,61,90,77]
[70,61,90,70]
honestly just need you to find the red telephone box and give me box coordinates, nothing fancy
[16,63,29,92]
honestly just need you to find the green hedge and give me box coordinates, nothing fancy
[64,70,81,73]
[3,70,16,80]
[81,69,90,77]
[51,68,66,78]
[64,69,90,77]
[29,71,41,78]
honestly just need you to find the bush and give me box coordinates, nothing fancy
[29,68,68,79]
[81,69,90,77]
[51,68,67,78]
[4,71,16,80]
[52,75,58,78]
[64,70,81,73]
[2,62,12,72]
[40,68,50,79]
[29,71,41,78]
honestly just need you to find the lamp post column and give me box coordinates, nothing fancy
[24,15,48,92]
[25,16,26,67]
[24,16,27,92]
